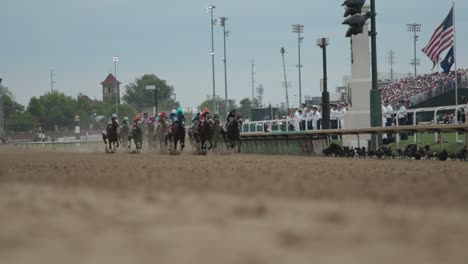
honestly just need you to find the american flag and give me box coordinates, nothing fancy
[422,7,454,68]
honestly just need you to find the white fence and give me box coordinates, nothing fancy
[242,103,468,144]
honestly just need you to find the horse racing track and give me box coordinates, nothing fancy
[0,145,467,264]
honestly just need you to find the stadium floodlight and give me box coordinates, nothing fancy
[207,4,216,112]
[406,23,422,77]
[292,24,304,105]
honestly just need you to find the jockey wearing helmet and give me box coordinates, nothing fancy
[106,113,119,130]
[224,108,237,131]
[201,107,210,119]
[122,117,129,127]
[169,109,176,122]
[159,111,168,121]
[133,115,141,126]
[213,112,220,121]
[175,107,185,124]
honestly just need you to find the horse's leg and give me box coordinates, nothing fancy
[102,134,109,152]
[208,139,213,150]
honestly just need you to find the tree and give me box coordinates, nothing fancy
[237,98,253,120]
[198,95,237,119]
[5,112,38,132]
[26,91,78,130]
[123,74,180,112]
[90,101,136,130]
[1,85,24,120]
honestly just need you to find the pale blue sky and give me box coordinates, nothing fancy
[1,0,466,108]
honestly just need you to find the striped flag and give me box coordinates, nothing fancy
[421,7,454,68]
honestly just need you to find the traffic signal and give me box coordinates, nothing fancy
[342,0,371,37]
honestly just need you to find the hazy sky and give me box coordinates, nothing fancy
[1,0,466,108]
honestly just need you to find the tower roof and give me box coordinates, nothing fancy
[101,73,121,85]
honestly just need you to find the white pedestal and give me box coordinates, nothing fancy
[343,8,372,148]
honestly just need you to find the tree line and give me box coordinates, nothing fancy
[1,73,263,133]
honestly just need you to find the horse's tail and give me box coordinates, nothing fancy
[102,132,107,144]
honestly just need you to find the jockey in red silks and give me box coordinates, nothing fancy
[133,115,141,126]
[199,107,211,127]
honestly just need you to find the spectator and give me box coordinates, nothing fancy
[397,100,408,140]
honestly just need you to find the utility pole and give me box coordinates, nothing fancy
[113,56,119,116]
[50,70,56,92]
[292,24,304,105]
[220,17,229,113]
[0,78,3,135]
[251,60,256,107]
[369,0,382,150]
[317,38,330,129]
[207,5,217,113]
[280,47,290,116]
[388,50,395,82]
[406,23,422,78]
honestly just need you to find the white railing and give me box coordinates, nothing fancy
[241,117,344,134]
[242,104,468,143]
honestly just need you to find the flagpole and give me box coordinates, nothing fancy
[453,0,458,106]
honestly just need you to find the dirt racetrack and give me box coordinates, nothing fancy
[1,145,468,264]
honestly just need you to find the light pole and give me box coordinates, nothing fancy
[113,56,119,116]
[280,47,290,116]
[317,38,330,129]
[145,85,157,115]
[292,24,304,105]
[0,78,3,135]
[406,23,422,77]
[220,17,229,114]
[207,5,216,113]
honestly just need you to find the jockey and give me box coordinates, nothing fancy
[159,111,168,121]
[224,109,237,131]
[133,115,141,126]
[108,113,118,123]
[147,115,156,128]
[213,112,220,121]
[175,107,185,124]
[199,107,211,125]
[106,113,119,130]
[121,117,129,127]
[192,110,200,124]
[169,109,176,122]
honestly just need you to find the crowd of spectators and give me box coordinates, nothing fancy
[379,69,468,107]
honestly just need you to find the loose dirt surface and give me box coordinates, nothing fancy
[1,145,468,264]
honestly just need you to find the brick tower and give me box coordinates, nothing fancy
[100,73,121,103]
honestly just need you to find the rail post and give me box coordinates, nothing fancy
[413,108,423,143]
[434,107,445,143]
[74,115,80,141]
[454,105,464,143]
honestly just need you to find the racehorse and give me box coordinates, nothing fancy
[119,124,130,147]
[156,119,169,153]
[128,121,143,152]
[102,119,119,153]
[147,122,158,150]
[188,120,199,149]
[169,119,185,153]
[222,114,241,152]
[197,119,213,151]
[212,118,222,150]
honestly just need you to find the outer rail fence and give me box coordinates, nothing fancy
[240,124,468,154]
[241,104,467,135]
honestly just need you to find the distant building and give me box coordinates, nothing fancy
[100,73,121,103]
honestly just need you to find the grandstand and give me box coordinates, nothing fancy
[379,69,468,108]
